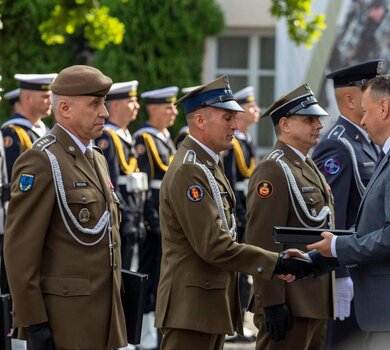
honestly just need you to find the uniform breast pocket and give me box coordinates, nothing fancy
[66,188,102,226]
[302,191,325,215]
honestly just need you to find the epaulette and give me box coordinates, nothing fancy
[267,149,284,162]
[33,135,56,151]
[92,144,103,155]
[183,150,197,164]
[327,125,345,140]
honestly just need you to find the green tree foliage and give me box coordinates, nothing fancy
[93,0,224,133]
[39,0,125,50]
[271,0,326,47]
[0,0,92,118]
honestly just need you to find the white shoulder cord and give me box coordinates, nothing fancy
[338,137,365,197]
[184,151,237,240]
[45,149,110,246]
[269,151,331,228]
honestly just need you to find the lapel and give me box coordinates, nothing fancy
[356,151,390,222]
[278,141,325,192]
[93,153,112,202]
[338,116,377,161]
[52,125,104,195]
[182,137,236,204]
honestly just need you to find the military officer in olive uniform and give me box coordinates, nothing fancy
[4,65,127,350]
[246,84,335,350]
[1,73,57,180]
[96,80,147,271]
[222,86,260,343]
[133,86,178,350]
[155,75,319,350]
[312,59,384,349]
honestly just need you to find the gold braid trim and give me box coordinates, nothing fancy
[232,137,255,178]
[105,128,138,175]
[141,132,173,173]
[8,125,33,151]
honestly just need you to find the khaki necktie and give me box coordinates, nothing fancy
[85,148,95,168]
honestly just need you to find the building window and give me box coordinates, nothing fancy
[213,33,276,150]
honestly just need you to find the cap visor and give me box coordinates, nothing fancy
[209,100,244,112]
[294,104,329,117]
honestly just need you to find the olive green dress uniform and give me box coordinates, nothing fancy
[246,141,335,350]
[4,124,127,350]
[155,136,279,344]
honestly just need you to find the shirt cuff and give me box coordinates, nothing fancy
[331,236,338,258]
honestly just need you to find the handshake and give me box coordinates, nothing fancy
[273,249,339,280]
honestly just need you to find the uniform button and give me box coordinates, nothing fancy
[63,287,69,296]
[82,196,87,203]
[113,263,117,270]
[257,267,264,273]
[255,294,261,299]
[205,281,210,288]
[113,241,117,249]
[309,197,314,203]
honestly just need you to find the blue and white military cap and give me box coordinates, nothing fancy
[327,59,384,88]
[14,73,58,91]
[106,80,139,101]
[234,86,256,105]
[4,88,21,105]
[261,83,329,126]
[141,86,178,104]
[176,75,244,114]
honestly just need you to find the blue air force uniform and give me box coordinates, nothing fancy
[313,117,377,229]
[312,58,384,350]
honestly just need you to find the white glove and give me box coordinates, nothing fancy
[335,277,354,320]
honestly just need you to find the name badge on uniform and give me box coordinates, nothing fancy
[301,186,315,193]
[363,161,375,168]
[220,191,228,197]
[73,181,89,188]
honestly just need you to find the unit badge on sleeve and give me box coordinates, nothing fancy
[187,184,204,202]
[18,173,35,192]
[256,180,273,198]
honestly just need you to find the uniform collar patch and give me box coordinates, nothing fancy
[187,184,204,202]
[18,173,35,192]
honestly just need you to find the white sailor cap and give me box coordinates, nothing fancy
[234,86,256,105]
[4,88,21,105]
[0,75,2,92]
[141,86,178,104]
[106,80,139,101]
[181,85,202,94]
[15,73,58,91]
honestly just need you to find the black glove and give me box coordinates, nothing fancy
[308,250,340,277]
[25,322,55,350]
[274,252,315,279]
[264,303,292,341]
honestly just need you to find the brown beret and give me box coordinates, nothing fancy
[50,65,112,97]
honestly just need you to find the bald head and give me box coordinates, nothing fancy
[334,86,364,125]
